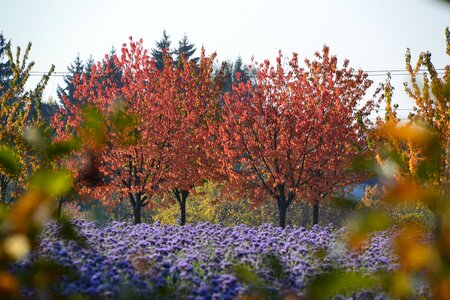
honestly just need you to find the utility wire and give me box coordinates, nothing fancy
[27,68,447,77]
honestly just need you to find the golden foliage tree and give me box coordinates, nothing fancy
[0,42,54,203]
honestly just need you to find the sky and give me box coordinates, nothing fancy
[1,0,449,119]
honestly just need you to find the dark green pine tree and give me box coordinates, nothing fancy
[217,56,254,94]
[151,30,172,70]
[57,54,85,108]
[174,34,198,67]
[84,55,95,79]
[39,97,60,124]
[0,33,12,97]
[101,46,123,88]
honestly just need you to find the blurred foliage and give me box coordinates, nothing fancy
[0,41,54,205]
[0,39,114,298]
[306,27,450,299]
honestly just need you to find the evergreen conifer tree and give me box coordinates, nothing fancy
[0,33,12,97]
[174,34,198,66]
[151,30,172,70]
[57,54,84,108]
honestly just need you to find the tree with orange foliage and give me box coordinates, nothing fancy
[220,47,374,228]
[54,38,174,224]
[156,51,223,225]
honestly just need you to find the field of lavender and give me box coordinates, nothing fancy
[11,220,406,299]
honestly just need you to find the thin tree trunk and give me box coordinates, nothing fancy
[275,184,295,229]
[301,202,310,228]
[174,189,190,226]
[133,204,141,224]
[0,175,10,204]
[313,200,319,225]
[277,197,287,228]
[114,207,119,221]
[180,199,186,225]
[57,197,63,218]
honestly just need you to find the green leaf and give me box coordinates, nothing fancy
[81,106,107,147]
[46,138,80,159]
[350,155,376,173]
[306,271,382,299]
[234,264,261,286]
[0,145,22,176]
[29,169,73,197]
[262,253,284,280]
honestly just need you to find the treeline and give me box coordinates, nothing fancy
[0,30,448,229]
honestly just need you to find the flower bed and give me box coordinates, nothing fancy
[16,220,398,299]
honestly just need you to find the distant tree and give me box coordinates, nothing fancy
[0,41,54,203]
[40,96,59,123]
[0,33,11,96]
[365,28,449,197]
[216,56,255,95]
[84,55,94,78]
[404,27,449,190]
[57,54,84,108]
[174,34,198,67]
[101,47,123,88]
[220,47,374,228]
[151,30,172,70]
[155,50,222,225]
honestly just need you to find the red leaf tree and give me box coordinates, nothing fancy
[54,38,174,224]
[155,51,223,225]
[54,38,223,224]
[220,46,373,228]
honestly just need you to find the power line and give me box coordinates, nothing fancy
[26,68,447,77]
[364,68,446,73]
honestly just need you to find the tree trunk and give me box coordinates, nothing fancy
[313,200,319,225]
[57,197,63,218]
[275,185,295,229]
[133,204,141,224]
[180,199,186,225]
[277,199,287,228]
[0,175,10,204]
[174,189,190,226]
[114,207,119,221]
[301,202,310,228]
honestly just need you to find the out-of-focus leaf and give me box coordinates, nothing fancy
[394,225,438,271]
[262,253,283,280]
[306,271,381,300]
[2,234,30,260]
[80,106,107,148]
[386,125,431,145]
[24,126,47,150]
[17,258,78,290]
[29,169,73,197]
[383,180,439,206]
[234,264,278,299]
[0,145,22,176]
[56,215,87,247]
[346,210,391,250]
[331,196,358,209]
[111,105,140,146]
[46,138,80,159]
[350,155,376,173]
[234,264,261,286]
[11,191,47,232]
[0,271,19,299]
[386,271,413,298]
[435,276,450,300]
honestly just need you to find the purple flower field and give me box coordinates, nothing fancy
[16,220,399,299]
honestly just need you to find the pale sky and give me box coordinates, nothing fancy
[1,0,449,119]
